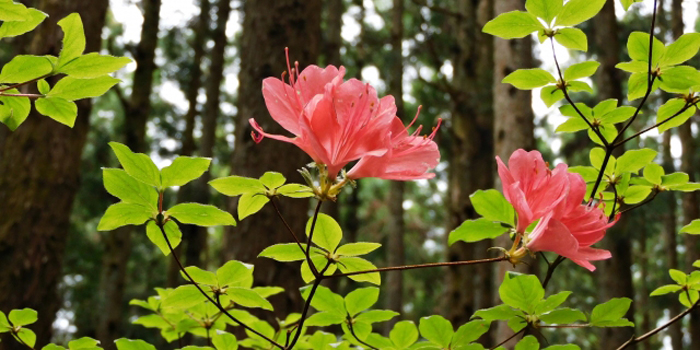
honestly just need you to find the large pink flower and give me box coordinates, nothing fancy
[250,51,397,179]
[251,50,440,181]
[496,150,571,233]
[498,149,615,271]
[526,173,616,271]
[347,112,441,180]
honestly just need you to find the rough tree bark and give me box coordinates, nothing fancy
[492,0,534,345]
[444,0,495,343]
[167,0,211,288]
[385,0,406,331]
[0,0,109,347]
[225,0,322,320]
[97,0,162,346]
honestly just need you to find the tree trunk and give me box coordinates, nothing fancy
[225,0,322,321]
[492,0,534,345]
[384,0,406,332]
[324,0,343,66]
[0,0,109,347]
[97,0,162,347]
[444,1,494,344]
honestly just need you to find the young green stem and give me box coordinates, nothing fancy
[305,200,324,277]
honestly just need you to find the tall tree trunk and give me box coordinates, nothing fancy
[324,0,343,66]
[384,0,406,332]
[168,0,211,288]
[225,0,322,321]
[0,0,109,347]
[444,1,494,344]
[492,0,534,345]
[97,0,162,347]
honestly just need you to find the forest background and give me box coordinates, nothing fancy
[1,0,699,349]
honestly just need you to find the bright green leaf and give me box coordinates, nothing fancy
[35,97,77,127]
[48,76,120,101]
[57,53,131,78]
[499,274,544,314]
[258,243,307,262]
[336,242,381,256]
[564,61,600,81]
[556,27,588,52]
[483,11,543,39]
[97,202,154,231]
[0,55,53,83]
[57,13,86,68]
[145,220,182,256]
[419,315,453,348]
[345,287,379,316]
[555,0,605,26]
[307,213,342,252]
[237,193,269,220]
[166,203,235,227]
[109,142,161,187]
[449,218,509,245]
[8,309,37,326]
[470,189,515,225]
[616,149,657,174]
[502,68,556,90]
[589,298,634,327]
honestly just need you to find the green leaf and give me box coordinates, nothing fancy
[567,80,593,93]
[97,202,154,231]
[145,220,182,255]
[57,53,132,78]
[473,304,523,322]
[663,172,690,186]
[390,321,419,349]
[535,291,572,315]
[627,32,665,65]
[67,337,101,349]
[0,1,31,22]
[0,89,30,131]
[452,320,490,345]
[589,298,634,327]
[115,339,156,350]
[57,13,86,68]
[681,220,700,234]
[615,149,657,174]
[643,164,664,185]
[525,0,562,24]
[166,203,235,227]
[345,287,379,316]
[217,260,254,288]
[0,311,9,330]
[159,156,211,187]
[0,55,53,83]
[599,106,636,124]
[276,183,314,198]
[555,28,588,52]
[559,102,592,118]
[679,289,700,308]
[657,98,692,133]
[237,192,269,220]
[226,287,273,310]
[337,257,380,285]
[502,68,556,90]
[669,269,688,284]
[305,312,346,327]
[37,79,49,94]
[616,60,649,73]
[588,124,618,146]
[539,308,586,324]
[620,0,643,10]
[182,266,218,286]
[48,76,120,101]
[35,97,77,127]
[540,85,565,107]
[622,186,651,204]
[162,285,206,310]
[212,332,238,350]
[650,284,683,296]
[470,189,515,225]
[659,66,700,93]
[336,242,381,256]
[564,61,600,81]
[210,176,266,196]
[0,8,46,38]
[109,142,161,188]
[568,166,598,183]
[16,328,36,348]
[482,11,543,39]
[515,336,539,350]
[258,243,307,261]
[259,172,286,189]
[555,0,605,26]
[627,72,659,101]
[300,285,345,315]
[661,33,700,67]
[419,315,453,348]
[499,274,544,314]
[556,116,589,133]
[448,218,509,245]
[8,309,37,326]
[307,213,342,252]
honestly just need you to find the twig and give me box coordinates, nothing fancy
[614,101,697,146]
[286,261,332,349]
[305,201,324,277]
[620,190,659,215]
[542,256,566,289]
[490,328,525,350]
[158,223,285,350]
[270,199,309,254]
[325,256,508,279]
[0,93,42,99]
[348,319,379,350]
[615,298,700,349]
[0,74,50,92]
[588,149,612,203]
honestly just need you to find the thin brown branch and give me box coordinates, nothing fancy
[0,74,50,93]
[490,328,525,350]
[616,298,700,350]
[326,256,507,279]
[348,319,379,349]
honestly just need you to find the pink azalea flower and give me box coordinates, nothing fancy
[496,150,571,233]
[526,173,617,271]
[250,50,397,179]
[498,149,616,271]
[251,50,441,181]
[347,110,441,180]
